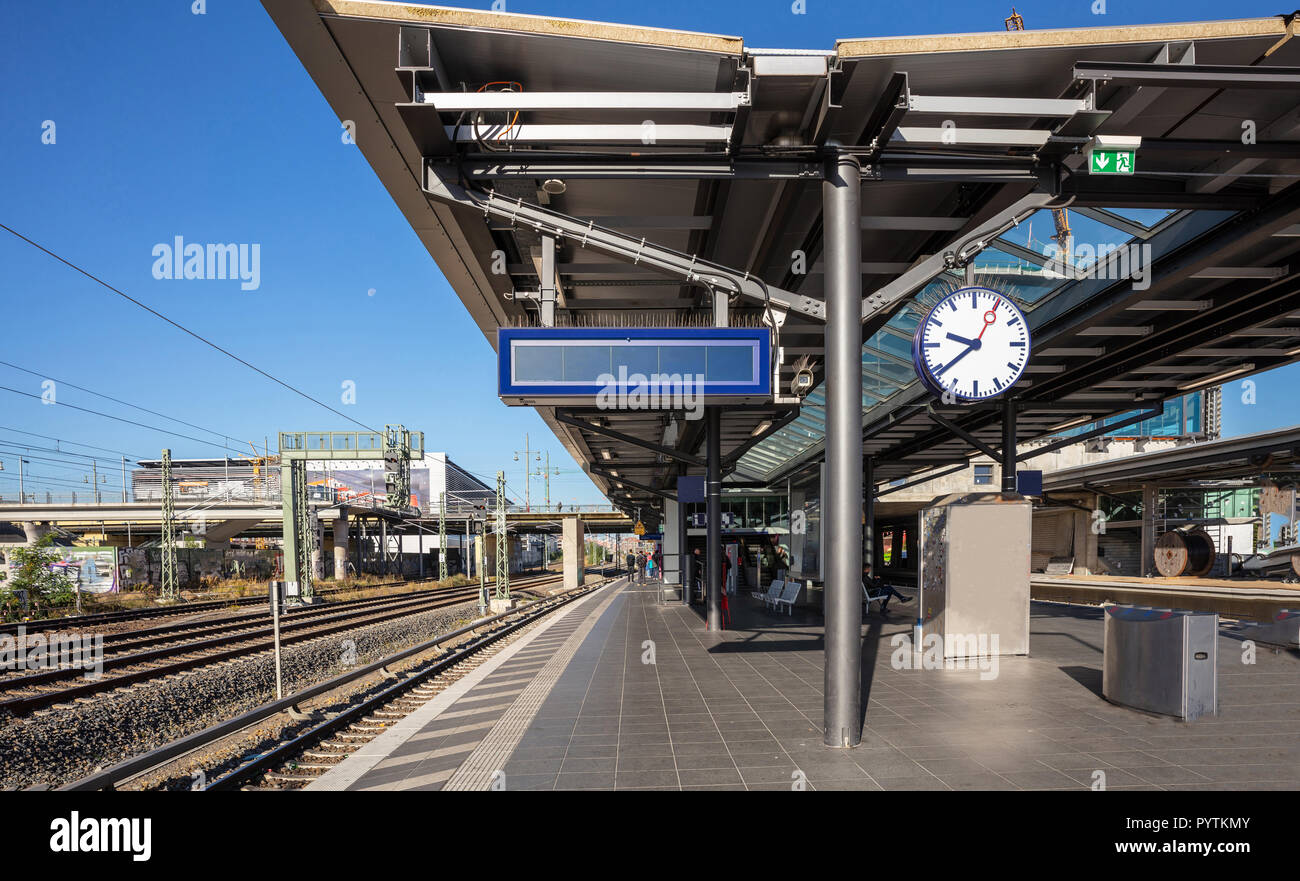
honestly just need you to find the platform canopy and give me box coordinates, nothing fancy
[263,0,1300,521]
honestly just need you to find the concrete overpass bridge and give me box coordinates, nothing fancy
[0,501,635,545]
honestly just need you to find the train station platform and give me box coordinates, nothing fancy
[310,580,1300,791]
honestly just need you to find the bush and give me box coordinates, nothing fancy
[3,534,76,608]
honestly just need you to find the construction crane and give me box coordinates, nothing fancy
[1005,8,1072,253]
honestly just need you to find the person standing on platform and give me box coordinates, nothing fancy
[626,550,635,579]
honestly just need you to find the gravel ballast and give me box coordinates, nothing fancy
[0,600,481,788]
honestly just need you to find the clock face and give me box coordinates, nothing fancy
[911,286,1031,401]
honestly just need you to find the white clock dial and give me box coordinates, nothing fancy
[913,286,1031,401]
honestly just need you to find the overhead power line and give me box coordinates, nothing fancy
[0,425,145,461]
[0,384,246,454]
[0,222,380,433]
[0,359,254,449]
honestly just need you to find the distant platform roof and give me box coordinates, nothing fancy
[1042,424,1300,492]
[263,1,1300,519]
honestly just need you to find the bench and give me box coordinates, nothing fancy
[764,580,792,611]
[771,579,802,615]
[861,580,896,615]
[753,579,783,603]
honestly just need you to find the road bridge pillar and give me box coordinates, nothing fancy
[332,509,349,580]
[563,516,585,590]
[21,521,51,546]
[823,151,863,748]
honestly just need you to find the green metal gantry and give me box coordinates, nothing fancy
[159,449,178,601]
[477,519,488,613]
[438,491,448,581]
[278,427,423,600]
[495,470,509,600]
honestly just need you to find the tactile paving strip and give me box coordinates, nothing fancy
[442,588,625,790]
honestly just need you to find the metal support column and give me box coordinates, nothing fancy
[477,520,488,612]
[823,151,863,748]
[680,492,690,606]
[439,491,448,580]
[1002,397,1017,493]
[160,449,178,601]
[495,471,509,600]
[706,406,722,630]
[540,234,557,327]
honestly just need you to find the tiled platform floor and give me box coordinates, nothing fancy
[338,580,1300,791]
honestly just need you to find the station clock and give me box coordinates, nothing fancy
[911,286,1031,401]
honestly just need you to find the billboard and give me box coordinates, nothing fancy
[305,454,442,510]
[4,546,119,594]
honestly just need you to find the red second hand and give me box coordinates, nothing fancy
[977,299,999,340]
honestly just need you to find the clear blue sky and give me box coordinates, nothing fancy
[0,0,1293,504]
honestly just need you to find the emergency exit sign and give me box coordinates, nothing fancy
[1089,149,1134,174]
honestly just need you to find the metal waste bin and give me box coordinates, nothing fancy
[1225,610,1300,649]
[1102,606,1218,720]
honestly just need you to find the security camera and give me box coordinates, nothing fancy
[791,355,816,398]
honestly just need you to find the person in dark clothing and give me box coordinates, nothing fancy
[863,563,911,612]
[625,551,635,579]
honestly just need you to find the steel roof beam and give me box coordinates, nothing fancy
[1074,60,1300,89]
[906,94,1091,117]
[890,127,1051,147]
[444,123,733,144]
[592,466,676,501]
[554,413,706,468]
[423,91,748,111]
[860,191,1063,326]
[425,163,826,322]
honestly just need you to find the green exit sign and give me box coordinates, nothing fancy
[1089,149,1135,175]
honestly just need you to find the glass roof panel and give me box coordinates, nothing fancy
[1096,207,1178,229]
[737,207,1241,483]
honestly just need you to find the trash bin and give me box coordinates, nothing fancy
[1225,610,1299,649]
[1102,605,1218,720]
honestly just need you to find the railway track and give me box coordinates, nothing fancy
[60,574,618,791]
[0,569,562,638]
[0,571,571,716]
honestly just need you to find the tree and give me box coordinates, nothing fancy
[4,533,75,608]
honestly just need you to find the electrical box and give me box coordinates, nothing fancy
[1103,606,1218,720]
[917,492,1031,658]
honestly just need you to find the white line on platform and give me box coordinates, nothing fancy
[306,581,622,791]
[443,584,625,790]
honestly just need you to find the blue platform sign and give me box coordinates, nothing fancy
[498,327,771,406]
[677,476,706,504]
[1016,469,1043,496]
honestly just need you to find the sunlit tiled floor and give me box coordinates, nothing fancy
[349,580,1300,791]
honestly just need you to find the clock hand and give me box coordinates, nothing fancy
[977,304,998,340]
[945,332,981,348]
[934,342,976,377]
